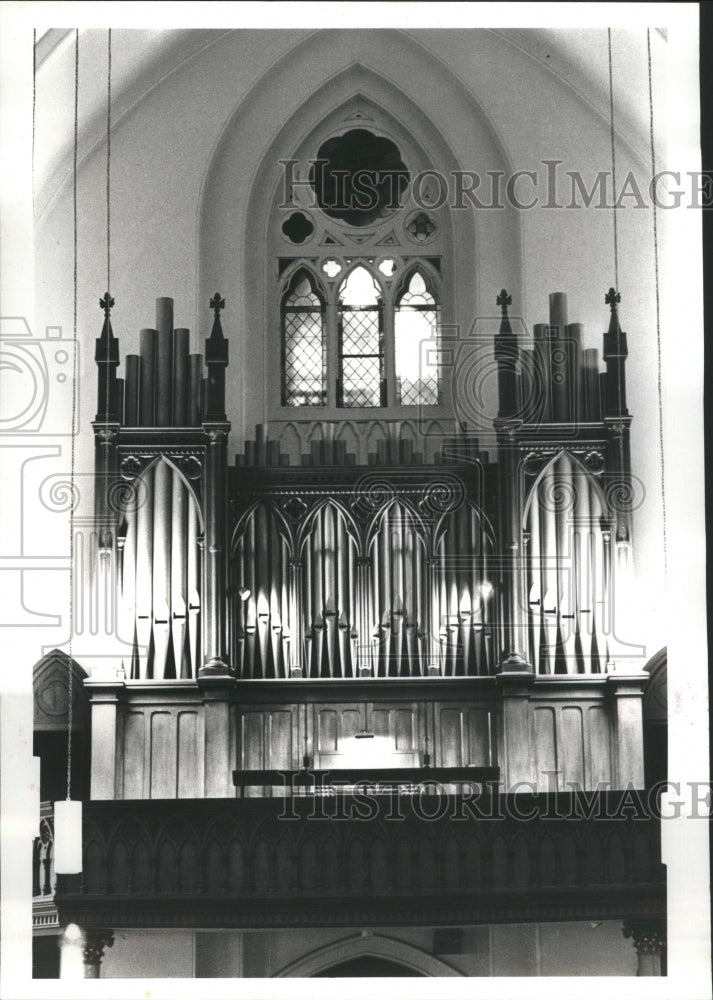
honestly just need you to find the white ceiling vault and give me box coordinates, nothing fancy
[33,26,666,219]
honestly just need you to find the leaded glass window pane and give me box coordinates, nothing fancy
[282,272,326,406]
[338,266,384,407]
[395,270,441,405]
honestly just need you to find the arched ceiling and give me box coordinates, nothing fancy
[34,26,664,217]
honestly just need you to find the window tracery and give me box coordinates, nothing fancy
[275,120,448,415]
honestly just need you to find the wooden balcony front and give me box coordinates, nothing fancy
[56,792,665,931]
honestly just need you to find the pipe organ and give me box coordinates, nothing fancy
[94,293,229,680]
[229,477,496,680]
[119,457,202,679]
[88,286,645,796]
[95,287,634,682]
[524,452,609,674]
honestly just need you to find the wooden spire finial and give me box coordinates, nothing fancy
[210,293,225,318]
[497,289,512,316]
[99,291,115,318]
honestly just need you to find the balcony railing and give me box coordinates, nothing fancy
[56,792,665,931]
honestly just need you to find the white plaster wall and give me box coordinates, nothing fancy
[100,928,195,977]
[99,921,637,977]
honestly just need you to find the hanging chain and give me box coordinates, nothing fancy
[103,27,113,552]
[647,29,666,576]
[32,29,36,217]
[66,28,80,802]
[607,28,619,292]
[106,29,111,295]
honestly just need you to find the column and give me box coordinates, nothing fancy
[87,683,121,799]
[609,674,647,788]
[200,425,231,675]
[201,683,233,797]
[496,671,535,789]
[494,424,531,671]
[622,920,666,976]
[83,929,115,978]
[356,555,372,675]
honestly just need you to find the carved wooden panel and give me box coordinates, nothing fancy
[62,796,666,929]
[239,707,297,797]
[532,699,613,791]
[118,705,205,798]
[435,704,495,768]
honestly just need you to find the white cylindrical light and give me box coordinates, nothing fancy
[60,922,85,980]
[54,800,83,874]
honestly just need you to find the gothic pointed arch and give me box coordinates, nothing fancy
[367,499,428,677]
[280,267,327,406]
[230,500,293,679]
[299,500,359,678]
[33,649,88,732]
[198,32,518,440]
[118,456,204,681]
[274,932,460,977]
[523,449,611,674]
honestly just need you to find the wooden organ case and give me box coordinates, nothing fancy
[87,287,647,800]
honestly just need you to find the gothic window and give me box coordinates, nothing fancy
[338,266,385,407]
[275,119,449,414]
[309,128,410,227]
[281,269,326,406]
[394,270,441,405]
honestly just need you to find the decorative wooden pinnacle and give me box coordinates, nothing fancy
[496,289,512,316]
[605,287,621,312]
[206,292,228,365]
[99,292,115,318]
[210,293,225,319]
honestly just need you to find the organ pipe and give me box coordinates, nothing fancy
[554,453,576,673]
[138,329,156,426]
[538,461,558,674]
[173,329,190,426]
[583,349,602,421]
[155,298,174,427]
[134,463,154,678]
[572,462,593,671]
[120,461,202,680]
[171,468,188,678]
[525,454,611,674]
[533,323,551,423]
[124,356,140,426]
[151,458,171,678]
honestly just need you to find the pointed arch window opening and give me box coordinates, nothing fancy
[395,270,441,406]
[281,269,327,407]
[338,266,386,408]
[279,259,443,411]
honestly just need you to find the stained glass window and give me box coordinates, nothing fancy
[338,266,385,407]
[281,270,326,406]
[394,270,440,405]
